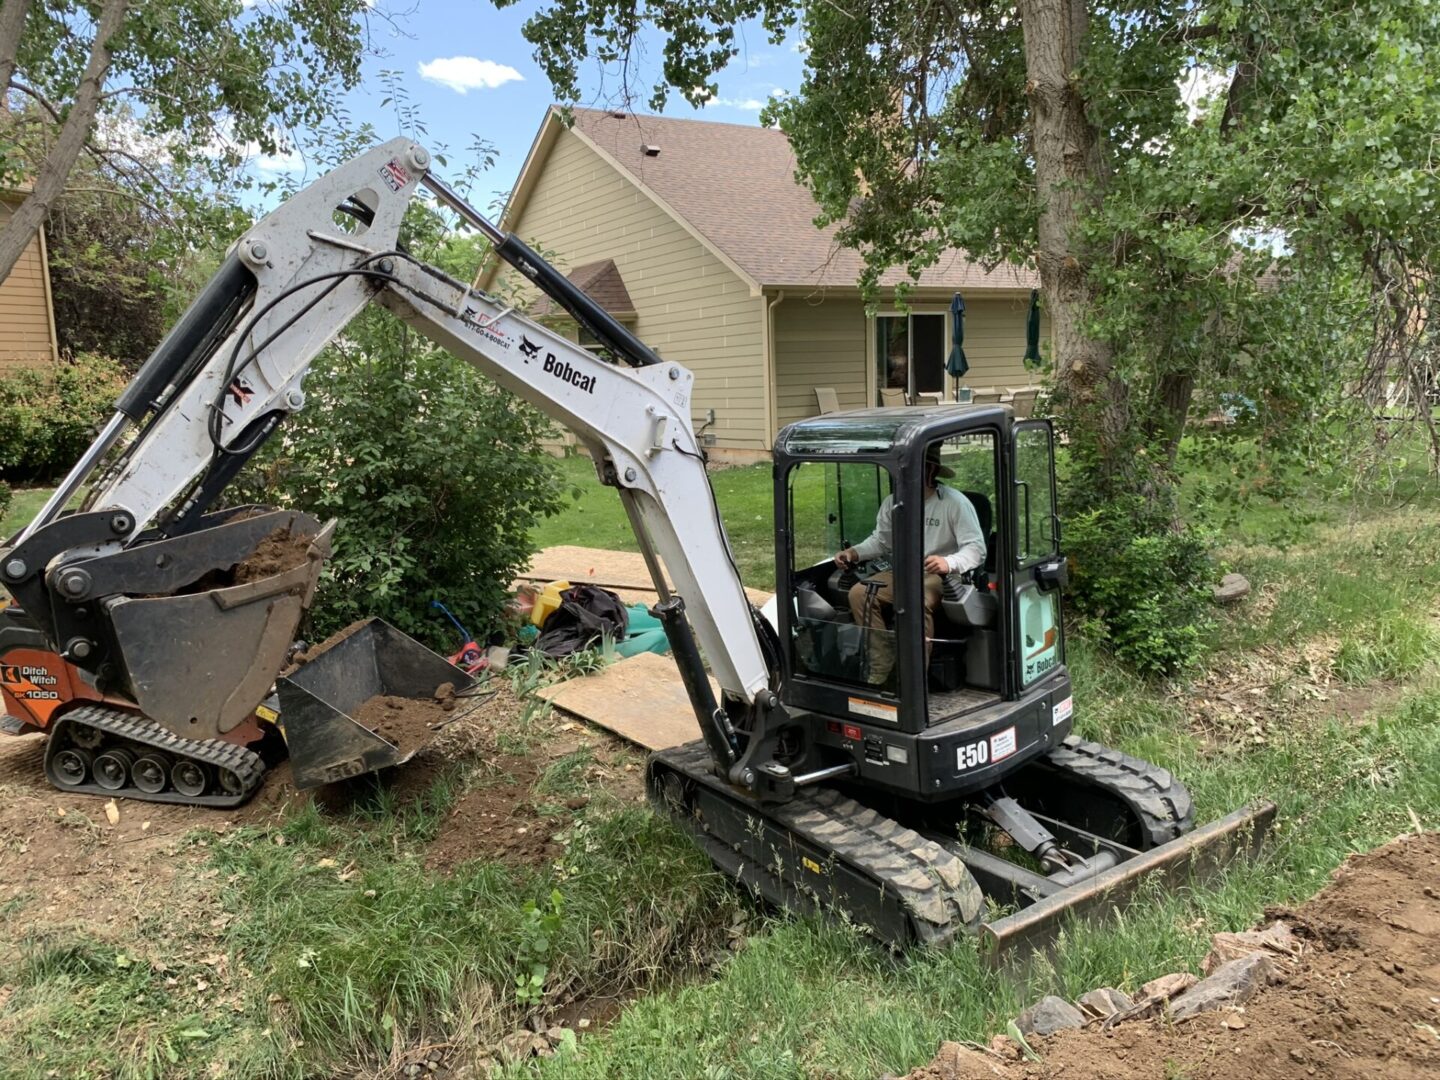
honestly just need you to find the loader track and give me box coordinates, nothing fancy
[1028,735,1195,849]
[650,740,985,948]
[43,704,265,808]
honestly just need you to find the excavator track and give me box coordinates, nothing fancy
[1013,735,1195,850]
[43,704,265,808]
[649,741,986,948]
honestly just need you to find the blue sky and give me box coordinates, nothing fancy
[260,0,810,215]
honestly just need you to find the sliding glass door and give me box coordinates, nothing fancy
[875,313,946,405]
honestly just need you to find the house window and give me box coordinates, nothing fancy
[875,313,945,404]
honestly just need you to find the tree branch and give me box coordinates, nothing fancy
[0,0,130,281]
[0,0,34,109]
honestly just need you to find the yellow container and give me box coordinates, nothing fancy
[531,580,571,627]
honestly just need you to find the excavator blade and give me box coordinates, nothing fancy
[974,800,1277,964]
[276,618,475,788]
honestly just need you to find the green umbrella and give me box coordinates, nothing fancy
[1023,289,1042,369]
[946,293,968,397]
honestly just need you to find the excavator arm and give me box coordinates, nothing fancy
[1,139,796,800]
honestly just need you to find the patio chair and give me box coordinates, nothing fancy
[913,391,943,407]
[1007,387,1040,419]
[815,387,841,415]
[969,387,1004,406]
[879,387,908,407]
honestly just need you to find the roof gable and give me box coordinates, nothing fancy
[529,258,636,318]
[567,107,1037,292]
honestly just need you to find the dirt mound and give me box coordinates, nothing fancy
[903,832,1440,1080]
[352,692,453,756]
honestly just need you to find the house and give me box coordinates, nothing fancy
[0,190,59,374]
[479,106,1044,461]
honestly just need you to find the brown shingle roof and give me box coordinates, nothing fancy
[567,106,1037,292]
[529,258,636,317]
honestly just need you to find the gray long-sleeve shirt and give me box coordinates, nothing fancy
[852,485,987,574]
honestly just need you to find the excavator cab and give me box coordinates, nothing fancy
[774,405,1073,802]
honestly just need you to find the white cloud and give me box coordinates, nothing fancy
[418,56,523,94]
[710,97,766,111]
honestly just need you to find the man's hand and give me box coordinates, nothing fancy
[835,547,859,568]
[924,555,952,576]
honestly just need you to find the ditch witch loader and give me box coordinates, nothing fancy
[0,140,1273,956]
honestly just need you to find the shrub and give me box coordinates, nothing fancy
[233,317,566,649]
[0,352,127,483]
[0,480,11,526]
[1065,495,1214,677]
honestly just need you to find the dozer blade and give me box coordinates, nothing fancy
[974,799,1277,965]
[277,618,475,789]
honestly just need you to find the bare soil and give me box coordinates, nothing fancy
[351,693,453,757]
[232,526,313,584]
[903,831,1440,1080]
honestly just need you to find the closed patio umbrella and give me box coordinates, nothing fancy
[1023,289,1042,369]
[947,292,968,398]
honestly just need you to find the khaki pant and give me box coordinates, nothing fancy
[847,571,943,684]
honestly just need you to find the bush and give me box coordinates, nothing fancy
[0,352,127,483]
[0,480,11,525]
[233,319,566,649]
[1065,495,1214,677]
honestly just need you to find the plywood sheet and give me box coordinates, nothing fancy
[535,651,709,751]
[518,544,773,608]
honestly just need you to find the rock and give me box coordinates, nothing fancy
[1076,987,1134,1021]
[1015,995,1086,1036]
[545,1026,567,1044]
[497,1030,539,1062]
[1167,953,1278,1021]
[1202,920,1301,974]
[1213,573,1251,604]
[1139,972,1198,1004]
[923,1041,1010,1079]
[404,1066,422,1078]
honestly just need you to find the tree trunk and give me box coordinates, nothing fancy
[0,0,128,282]
[0,0,34,109]
[1018,0,1131,480]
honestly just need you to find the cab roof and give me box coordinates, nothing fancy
[777,404,1014,456]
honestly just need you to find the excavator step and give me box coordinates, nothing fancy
[650,740,986,948]
[43,704,265,808]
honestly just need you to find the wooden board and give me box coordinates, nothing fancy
[535,651,708,751]
[518,544,773,608]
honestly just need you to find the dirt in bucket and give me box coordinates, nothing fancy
[232,527,314,584]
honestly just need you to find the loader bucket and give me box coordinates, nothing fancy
[276,618,476,789]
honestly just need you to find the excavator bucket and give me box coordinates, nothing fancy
[276,618,475,788]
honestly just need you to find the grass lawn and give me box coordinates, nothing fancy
[1,487,53,539]
[3,448,1440,1078]
[532,454,778,588]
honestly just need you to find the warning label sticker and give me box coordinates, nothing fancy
[989,726,1018,762]
[848,697,898,724]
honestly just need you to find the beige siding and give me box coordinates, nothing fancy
[958,295,1047,392]
[492,132,767,451]
[0,200,57,374]
[773,296,870,429]
[774,293,1048,428]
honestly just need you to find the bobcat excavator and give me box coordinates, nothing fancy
[0,140,1273,956]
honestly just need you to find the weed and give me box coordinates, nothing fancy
[515,889,564,1006]
[537,748,595,796]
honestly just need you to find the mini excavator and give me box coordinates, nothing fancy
[0,141,1273,955]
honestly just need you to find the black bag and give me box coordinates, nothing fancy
[534,584,630,658]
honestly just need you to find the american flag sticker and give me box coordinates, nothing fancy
[378,159,410,192]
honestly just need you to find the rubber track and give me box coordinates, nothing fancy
[1042,735,1195,848]
[651,741,985,948]
[44,704,265,808]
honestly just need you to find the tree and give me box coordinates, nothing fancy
[510,0,1440,669]
[0,0,373,281]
